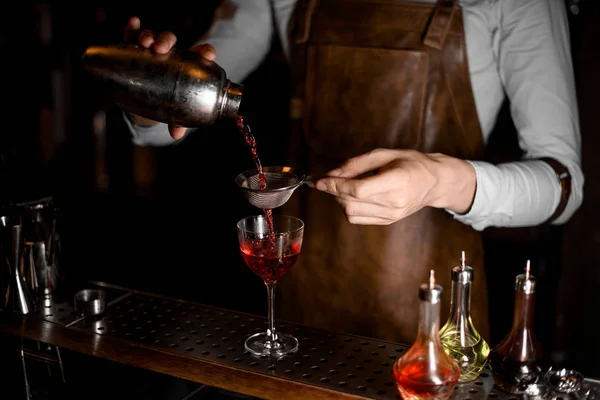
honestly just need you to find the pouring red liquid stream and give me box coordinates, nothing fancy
[237,115,275,244]
[237,115,265,189]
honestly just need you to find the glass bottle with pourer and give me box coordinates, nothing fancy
[393,270,460,400]
[439,251,490,382]
[489,260,544,394]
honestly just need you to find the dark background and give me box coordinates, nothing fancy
[1,0,599,381]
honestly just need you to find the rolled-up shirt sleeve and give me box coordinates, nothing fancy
[194,0,274,83]
[451,0,584,231]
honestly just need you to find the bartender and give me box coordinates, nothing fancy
[122,0,583,345]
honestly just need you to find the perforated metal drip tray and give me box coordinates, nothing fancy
[39,282,590,400]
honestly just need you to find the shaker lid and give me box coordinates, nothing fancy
[419,270,443,303]
[515,260,536,294]
[451,250,474,284]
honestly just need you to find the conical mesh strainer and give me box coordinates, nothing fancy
[235,166,316,209]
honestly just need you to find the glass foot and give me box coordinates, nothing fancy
[244,331,299,357]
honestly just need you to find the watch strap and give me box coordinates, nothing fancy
[540,157,572,224]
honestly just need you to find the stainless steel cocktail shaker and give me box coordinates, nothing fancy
[81,43,243,126]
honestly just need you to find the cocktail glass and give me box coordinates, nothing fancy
[237,214,304,357]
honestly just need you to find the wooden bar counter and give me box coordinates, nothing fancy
[0,281,596,400]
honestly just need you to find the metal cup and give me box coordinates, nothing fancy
[19,197,61,294]
[23,241,58,296]
[74,289,106,316]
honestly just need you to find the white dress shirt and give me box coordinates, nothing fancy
[125,0,584,231]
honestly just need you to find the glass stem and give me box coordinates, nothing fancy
[265,282,278,342]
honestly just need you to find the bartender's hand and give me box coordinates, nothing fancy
[312,148,477,225]
[123,16,217,140]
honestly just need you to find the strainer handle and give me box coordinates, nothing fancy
[304,175,321,185]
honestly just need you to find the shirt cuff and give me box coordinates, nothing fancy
[445,161,503,231]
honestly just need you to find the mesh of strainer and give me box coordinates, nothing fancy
[235,166,309,209]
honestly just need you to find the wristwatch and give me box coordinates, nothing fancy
[540,157,572,223]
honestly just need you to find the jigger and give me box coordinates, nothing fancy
[3,223,36,314]
[0,214,21,310]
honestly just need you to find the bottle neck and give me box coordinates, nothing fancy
[511,290,536,331]
[447,280,471,323]
[417,298,441,342]
[493,288,542,363]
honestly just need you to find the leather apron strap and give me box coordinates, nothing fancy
[423,0,458,49]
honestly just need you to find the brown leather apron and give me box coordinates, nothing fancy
[277,0,490,345]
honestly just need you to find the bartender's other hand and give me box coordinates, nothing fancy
[123,16,217,140]
[313,148,477,225]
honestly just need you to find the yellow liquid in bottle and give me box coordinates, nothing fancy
[439,330,490,382]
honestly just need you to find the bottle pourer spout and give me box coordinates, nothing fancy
[429,269,436,290]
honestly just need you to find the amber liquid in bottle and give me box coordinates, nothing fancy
[489,261,543,394]
[439,252,490,382]
[394,271,460,400]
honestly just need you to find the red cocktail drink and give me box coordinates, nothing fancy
[237,214,304,357]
